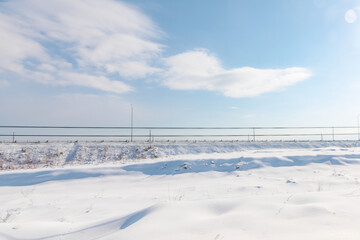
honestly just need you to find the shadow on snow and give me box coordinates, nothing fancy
[1,154,360,187]
[0,205,156,240]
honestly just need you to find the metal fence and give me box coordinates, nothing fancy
[0,125,360,142]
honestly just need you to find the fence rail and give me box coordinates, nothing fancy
[0,126,359,129]
[0,125,359,142]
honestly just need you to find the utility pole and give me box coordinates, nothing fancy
[131,104,133,142]
[357,114,360,141]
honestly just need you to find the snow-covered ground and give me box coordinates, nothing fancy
[1,141,359,170]
[1,141,360,239]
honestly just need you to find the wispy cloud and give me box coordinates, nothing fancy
[0,0,162,93]
[0,1,311,97]
[163,49,312,98]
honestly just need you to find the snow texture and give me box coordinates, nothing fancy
[1,141,360,239]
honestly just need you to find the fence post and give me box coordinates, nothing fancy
[12,132,15,143]
[253,128,256,142]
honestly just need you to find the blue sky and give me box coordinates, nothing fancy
[0,0,360,127]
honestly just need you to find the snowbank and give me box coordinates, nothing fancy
[0,141,359,170]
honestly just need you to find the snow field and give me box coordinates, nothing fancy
[1,142,360,239]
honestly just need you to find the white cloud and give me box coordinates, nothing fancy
[58,72,133,94]
[20,69,133,93]
[0,0,162,93]
[0,13,49,74]
[37,64,57,72]
[0,1,311,98]
[163,50,312,98]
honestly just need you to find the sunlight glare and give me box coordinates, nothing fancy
[345,9,357,24]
